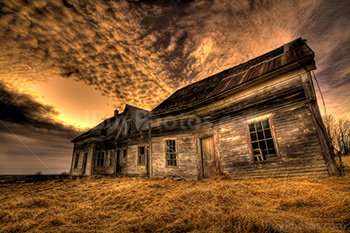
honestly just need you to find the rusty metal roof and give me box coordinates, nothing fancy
[150,38,315,117]
[210,39,313,96]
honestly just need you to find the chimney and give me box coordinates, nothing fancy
[114,110,119,117]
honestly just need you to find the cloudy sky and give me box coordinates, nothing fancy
[0,0,349,174]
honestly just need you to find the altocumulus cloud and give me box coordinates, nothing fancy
[0,0,349,114]
[1,0,348,114]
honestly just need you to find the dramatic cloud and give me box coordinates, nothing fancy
[1,0,348,114]
[0,81,80,137]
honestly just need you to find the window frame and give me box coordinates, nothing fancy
[96,151,105,167]
[125,119,132,135]
[245,115,280,163]
[137,146,145,166]
[165,139,177,167]
[74,153,79,169]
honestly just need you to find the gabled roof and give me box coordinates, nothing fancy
[150,38,315,117]
[126,104,149,131]
[71,104,149,143]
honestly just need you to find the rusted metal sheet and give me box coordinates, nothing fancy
[209,44,310,98]
[210,77,231,96]
[243,62,265,83]
[225,72,246,91]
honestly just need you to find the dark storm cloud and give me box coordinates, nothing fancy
[0,0,349,114]
[0,81,81,174]
[0,81,80,139]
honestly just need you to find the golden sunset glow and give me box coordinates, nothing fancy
[31,78,115,129]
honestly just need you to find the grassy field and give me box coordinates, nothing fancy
[1,157,349,233]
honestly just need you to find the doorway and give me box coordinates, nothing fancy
[146,147,150,176]
[82,152,88,175]
[200,136,216,179]
[116,150,121,173]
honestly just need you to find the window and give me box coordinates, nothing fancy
[166,140,177,166]
[101,129,107,136]
[97,151,105,167]
[109,151,113,166]
[138,147,145,165]
[74,153,79,168]
[122,149,127,165]
[248,119,277,161]
[125,119,132,135]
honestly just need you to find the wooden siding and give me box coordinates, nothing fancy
[218,105,328,179]
[150,69,332,179]
[123,145,148,176]
[151,135,198,179]
[71,140,94,176]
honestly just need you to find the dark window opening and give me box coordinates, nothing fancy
[97,151,105,167]
[248,119,277,161]
[166,140,177,166]
[138,147,145,165]
[109,151,113,166]
[74,153,79,168]
[126,119,132,135]
[122,149,127,165]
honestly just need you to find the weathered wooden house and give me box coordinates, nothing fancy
[70,105,149,176]
[70,38,338,179]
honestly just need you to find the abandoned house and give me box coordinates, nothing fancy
[70,38,338,179]
[70,104,149,176]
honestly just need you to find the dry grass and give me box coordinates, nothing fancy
[1,157,350,233]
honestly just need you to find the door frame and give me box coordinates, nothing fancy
[115,149,121,174]
[197,132,219,179]
[200,136,215,179]
[82,152,88,175]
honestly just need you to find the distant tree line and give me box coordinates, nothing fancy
[323,114,350,175]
